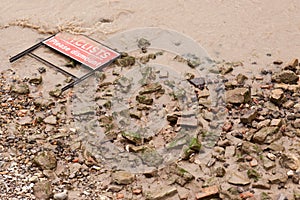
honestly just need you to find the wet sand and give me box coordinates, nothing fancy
[1,0,300,68]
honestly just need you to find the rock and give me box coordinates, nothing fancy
[252,179,271,189]
[34,151,57,170]
[29,75,43,85]
[280,153,300,170]
[220,65,233,75]
[236,73,248,84]
[228,172,251,185]
[195,185,219,199]
[188,77,206,89]
[112,171,135,185]
[277,194,288,200]
[69,163,81,178]
[33,181,53,200]
[53,190,68,200]
[215,167,226,177]
[137,38,151,49]
[247,169,260,181]
[122,132,142,145]
[268,172,288,184]
[284,58,298,71]
[252,126,279,144]
[139,83,162,95]
[146,186,177,200]
[17,116,32,125]
[225,146,235,158]
[136,95,153,105]
[270,118,283,127]
[225,88,251,104]
[130,110,142,119]
[272,70,299,84]
[270,89,286,105]
[267,153,276,161]
[44,115,57,125]
[49,88,62,98]
[273,60,283,65]
[166,113,179,124]
[177,117,198,128]
[241,141,261,155]
[249,159,258,167]
[262,156,276,170]
[10,83,30,94]
[294,190,300,200]
[240,110,257,124]
[261,192,272,200]
[222,121,233,132]
[257,119,271,129]
[293,119,300,128]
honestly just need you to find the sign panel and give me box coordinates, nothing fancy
[43,32,120,69]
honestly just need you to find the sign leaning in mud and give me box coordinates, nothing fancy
[9,32,120,91]
[43,33,120,70]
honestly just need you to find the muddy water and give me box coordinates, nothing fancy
[1,0,300,68]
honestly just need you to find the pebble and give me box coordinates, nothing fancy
[53,190,68,200]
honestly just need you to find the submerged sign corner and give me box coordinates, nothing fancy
[43,32,120,70]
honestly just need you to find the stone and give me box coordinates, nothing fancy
[262,156,276,170]
[270,118,283,127]
[247,169,260,181]
[166,113,179,124]
[29,75,43,85]
[252,179,271,189]
[240,110,257,124]
[268,172,288,184]
[49,88,62,98]
[280,153,300,170]
[17,116,32,125]
[236,73,248,84]
[122,132,142,145]
[10,83,30,94]
[130,110,142,119]
[273,60,283,65]
[220,65,233,75]
[44,115,57,125]
[284,58,298,71]
[188,77,206,89]
[146,186,177,200]
[177,117,198,128]
[136,95,153,105]
[225,146,235,158]
[69,163,81,178]
[34,151,57,170]
[293,119,300,128]
[53,190,68,200]
[240,141,261,155]
[267,153,276,161]
[252,126,279,144]
[228,172,251,185]
[294,189,300,200]
[112,171,135,185]
[272,70,299,84]
[139,83,162,95]
[195,185,219,199]
[225,88,251,104]
[257,119,271,129]
[270,89,286,105]
[249,159,258,167]
[33,181,53,200]
[215,167,226,177]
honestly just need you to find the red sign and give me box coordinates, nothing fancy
[43,32,120,69]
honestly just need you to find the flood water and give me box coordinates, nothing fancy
[1,0,300,69]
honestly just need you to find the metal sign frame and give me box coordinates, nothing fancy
[9,32,120,92]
